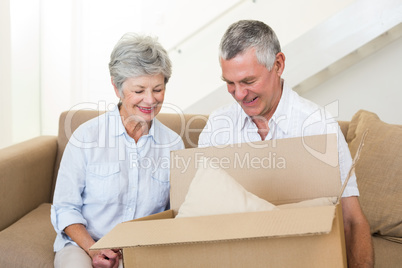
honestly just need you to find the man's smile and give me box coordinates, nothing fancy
[243,96,258,105]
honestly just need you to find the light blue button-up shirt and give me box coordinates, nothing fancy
[51,106,184,252]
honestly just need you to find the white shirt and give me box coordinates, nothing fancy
[198,81,359,197]
[51,106,184,252]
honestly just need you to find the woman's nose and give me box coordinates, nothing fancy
[143,91,156,104]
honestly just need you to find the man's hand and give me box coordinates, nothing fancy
[91,249,121,268]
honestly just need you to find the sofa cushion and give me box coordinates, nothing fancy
[347,110,402,241]
[0,203,55,268]
[372,236,402,267]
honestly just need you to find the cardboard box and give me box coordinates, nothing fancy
[91,134,347,267]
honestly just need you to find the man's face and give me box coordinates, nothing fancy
[220,48,284,121]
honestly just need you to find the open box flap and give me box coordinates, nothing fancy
[91,205,336,250]
[170,134,340,214]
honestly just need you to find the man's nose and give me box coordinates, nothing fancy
[234,85,248,101]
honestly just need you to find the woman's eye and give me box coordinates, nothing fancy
[153,89,162,93]
[134,90,144,94]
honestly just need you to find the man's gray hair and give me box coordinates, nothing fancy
[219,20,281,70]
[109,33,172,95]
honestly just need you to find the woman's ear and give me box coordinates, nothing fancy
[274,52,286,76]
[111,77,121,99]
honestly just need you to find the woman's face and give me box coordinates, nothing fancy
[114,74,165,124]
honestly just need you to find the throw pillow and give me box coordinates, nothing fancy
[278,197,337,209]
[347,110,402,240]
[176,157,277,218]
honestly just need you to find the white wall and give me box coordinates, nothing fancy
[11,0,41,142]
[6,0,400,149]
[301,35,402,125]
[40,0,74,135]
[40,0,245,136]
[0,0,13,149]
[165,0,354,114]
[184,0,402,119]
[0,0,41,149]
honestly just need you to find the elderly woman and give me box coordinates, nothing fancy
[51,33,184,268]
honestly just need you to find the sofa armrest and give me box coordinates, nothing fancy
[0,136,58,231]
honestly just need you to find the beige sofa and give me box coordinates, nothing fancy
[0,109,401,267]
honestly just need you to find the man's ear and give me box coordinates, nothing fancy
[111,77,121,99]
[274,52,285,76]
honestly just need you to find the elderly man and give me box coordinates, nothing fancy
[198,20,373,267]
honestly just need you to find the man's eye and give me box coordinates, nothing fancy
[226,81,234,85]
[244,81,255,85]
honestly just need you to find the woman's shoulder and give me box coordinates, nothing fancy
[70,112,109,140]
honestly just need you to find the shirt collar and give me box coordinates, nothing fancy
[270,80,293,135]
[109,105,161,144]
[109,105,126,137]
[148,118,163,144]
[239,103,250,131]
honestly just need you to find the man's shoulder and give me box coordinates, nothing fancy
[291,91,320,112]
[293,93,337,121]
[289,93,340,135]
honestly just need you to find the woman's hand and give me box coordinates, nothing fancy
[91,249,121,268]
[64,224,122,267]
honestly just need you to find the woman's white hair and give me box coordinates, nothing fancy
[109,33,172,95]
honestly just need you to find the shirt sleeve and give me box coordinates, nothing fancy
[337,126,360,197]
[198,121,212,148]
[51,128,89,234]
